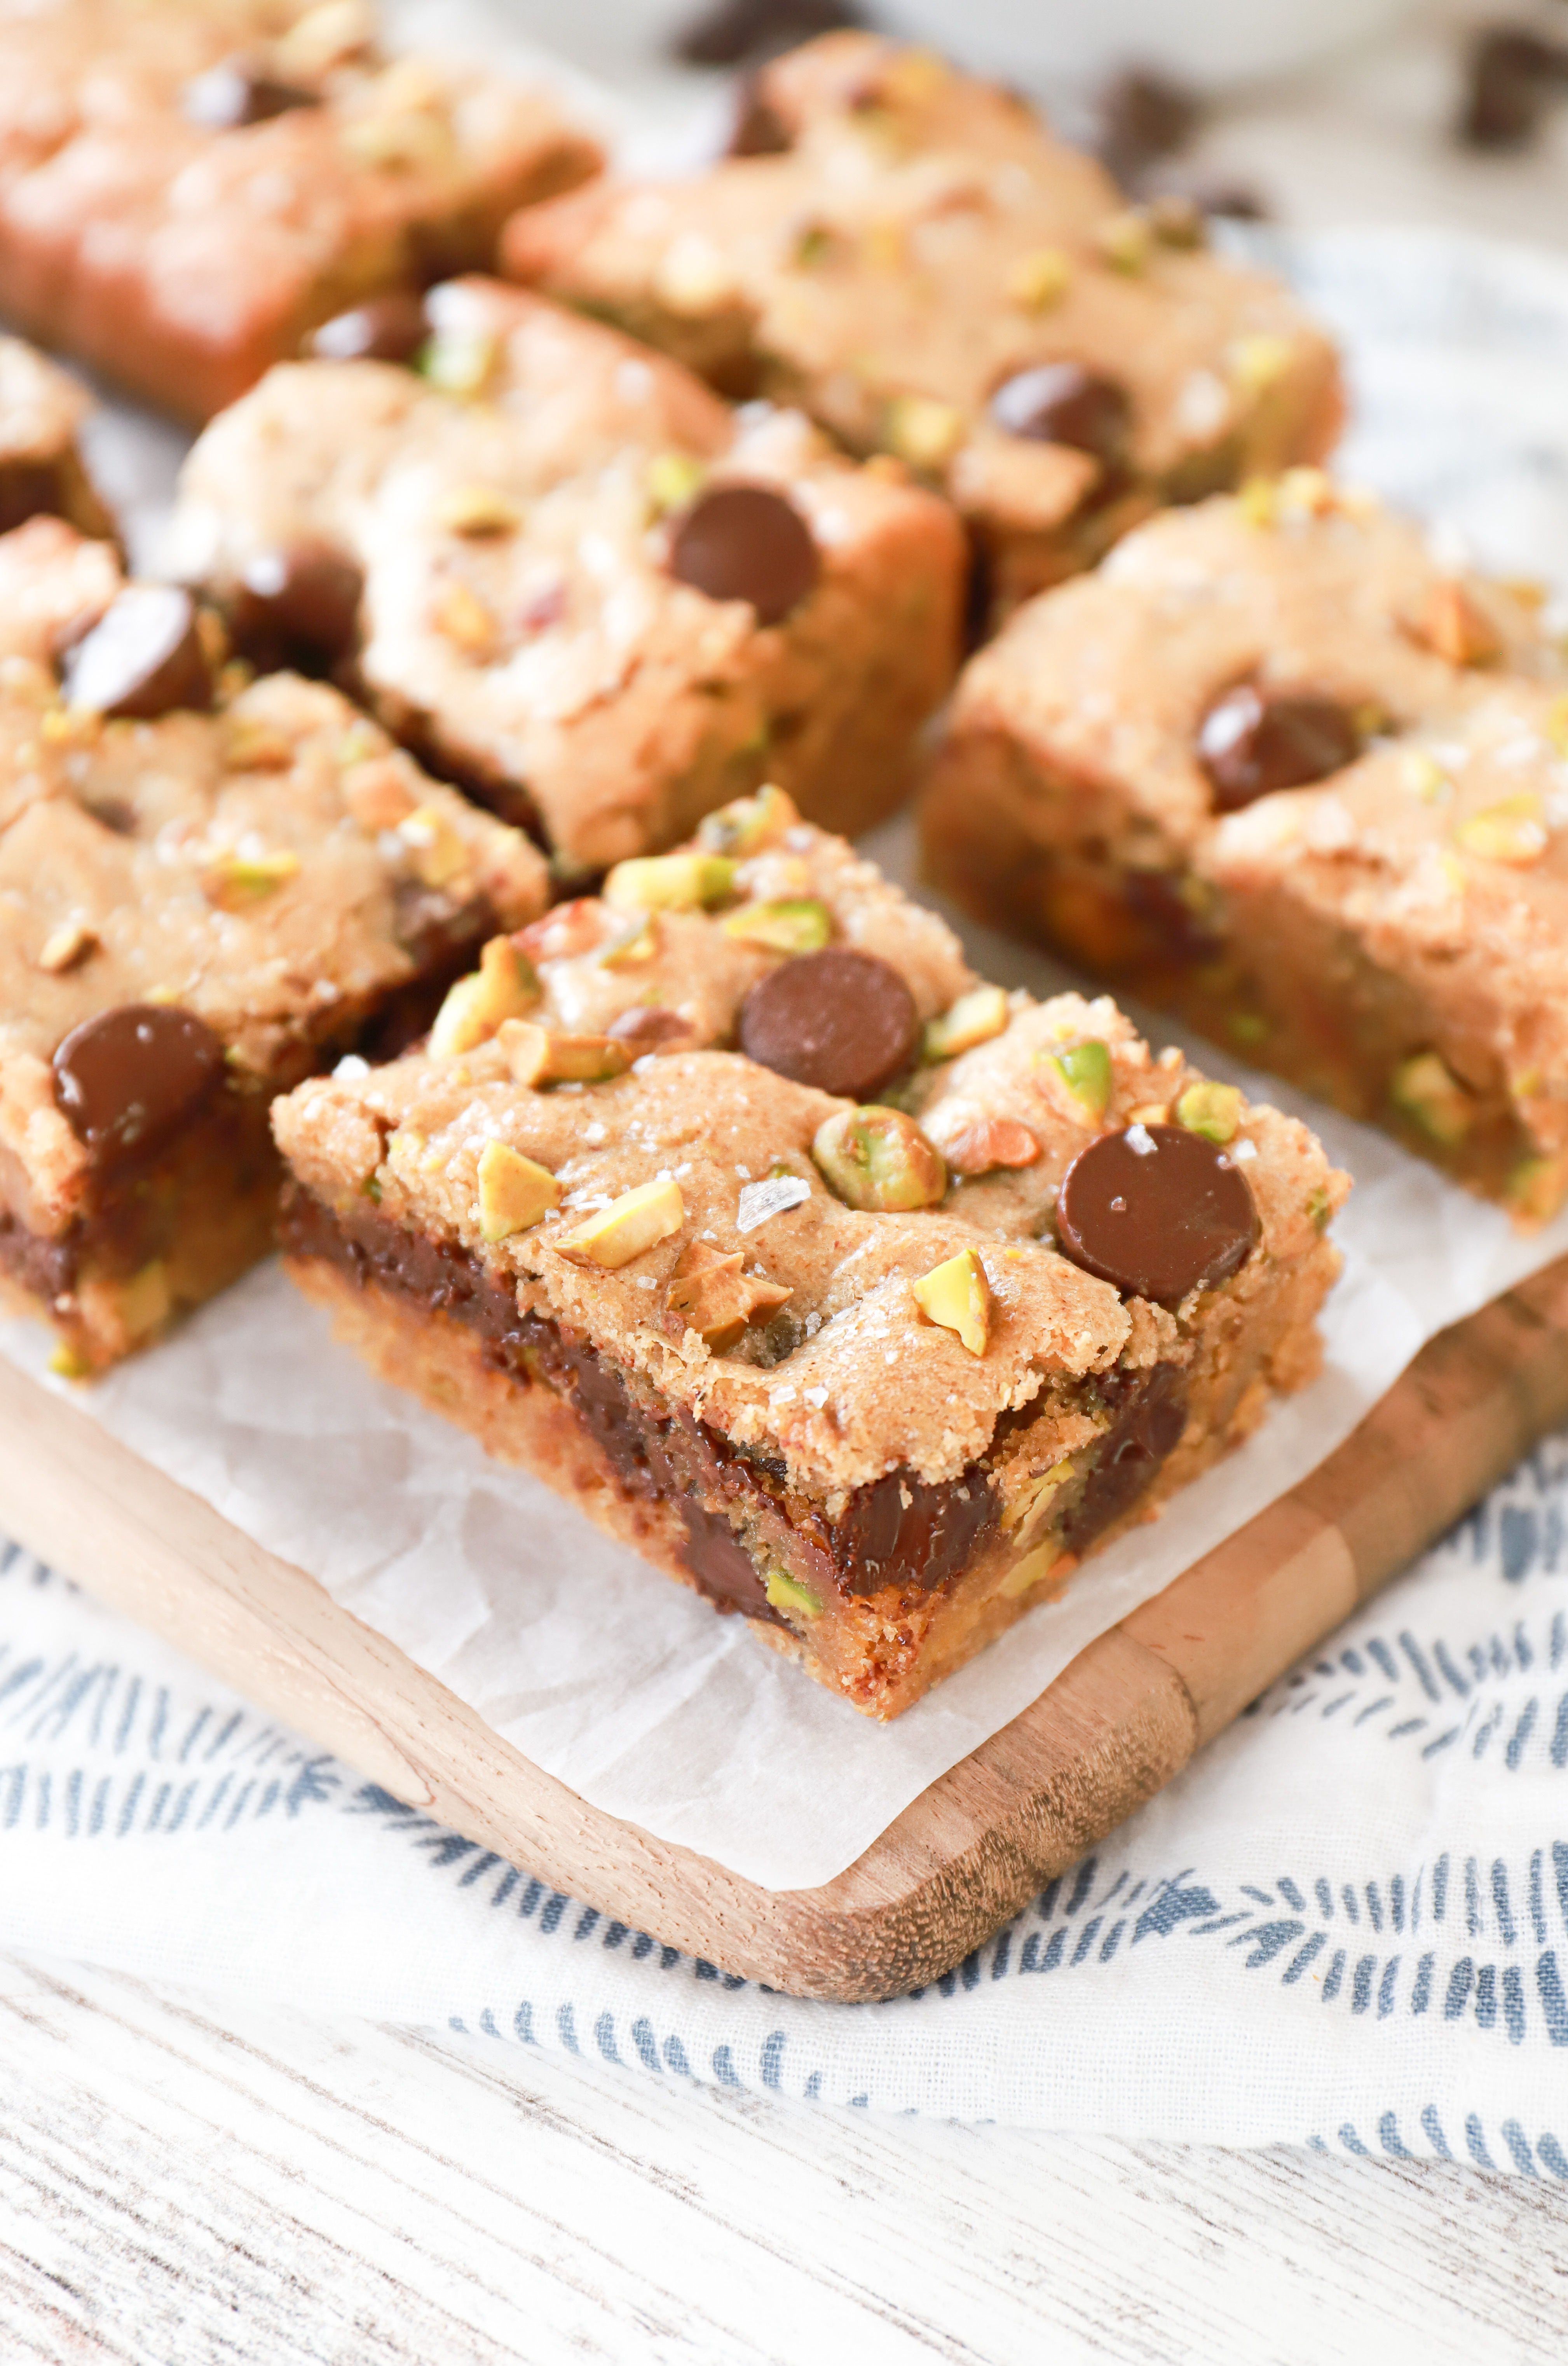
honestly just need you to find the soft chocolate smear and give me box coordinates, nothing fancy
[668,484,820,625]
[675,0,865,66]
[739,947,918,1100]
[989,364,1132,467]
[181,59,318,130]
[1056,1123,1259,1304]
[1062,1362,1188,1554]
[1197,684,1359,811]
[0,460,63,538]
[52,1004,224,1167]
[233,541,364,670]
[607,1006,694,1050]
[59,585,213,719]
[308,292,430,365]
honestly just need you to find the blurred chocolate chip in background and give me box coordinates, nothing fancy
[675,0,871,69]
[1456,25,1568,151]
[1093,65,1202,187]
[181,58,317,130]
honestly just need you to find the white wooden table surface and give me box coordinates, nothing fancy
[10,10,1568,2363]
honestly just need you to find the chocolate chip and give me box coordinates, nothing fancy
[307,292,430,365]
[59,585,213,719]
[52,1004,224,1167]
[1457,28,1568,151]
[1094,66,1200,186]
[832,1462,997,1598]
[1197,685,1360,811]
[668,485,820,625]
[181,59,318,130]
[0,460,62,537]
[674,0,865,67]
[606,1006,694,1051]
[1056,1123,1259,1304]
[729,79,793,156]
[739,948,919,1101]
[1062,1362,1188,1553]
[232,541,364,671]
[989,365,1132,467]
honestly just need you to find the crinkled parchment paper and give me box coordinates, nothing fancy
[7,203,1568,1890]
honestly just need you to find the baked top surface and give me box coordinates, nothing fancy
[502,32,1335,517]
[275,803,1345,1499]
[0,334,93,465]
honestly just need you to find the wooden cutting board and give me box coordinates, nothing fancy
[5,1254,1568,2003]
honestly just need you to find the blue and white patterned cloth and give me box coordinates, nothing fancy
[4,1428,1568,2160]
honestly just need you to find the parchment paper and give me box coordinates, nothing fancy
[7,194,1568,1889]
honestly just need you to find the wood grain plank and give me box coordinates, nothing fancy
[3,1252,1566,2001]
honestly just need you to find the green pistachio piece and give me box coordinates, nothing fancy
[1041,1039,1112,1118]
[696,782,799,856]
[811,1105,945,1212]
[1175,1080,1243,1146]
[720,896,831,953]
[1390,1051,1473,1145]
[602,851,736,911]
[922,983,1009,1063]
[764,1568,823,1620]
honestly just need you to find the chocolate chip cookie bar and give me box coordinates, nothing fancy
[0,335,114,543]
[0,519,548,1372]
[166,278,967,873]
[922,473,1568,1217]
[500,31,1340,626]
[0,0,601,424]
[271,785,1346,1718]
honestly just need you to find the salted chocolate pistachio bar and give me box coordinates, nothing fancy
[922,472,1568,1217]
[166,277,967,872]
[501,30,1340,627]
[0,0,601,423]
[272,786,1346,1718]
[0,518,547,1371]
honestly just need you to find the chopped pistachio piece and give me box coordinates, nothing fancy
[398,802,471,890]
[603,851,736,911]
[1094,208,1150,273]
[36,920,97,974]
[1421,579,1501,669]
[764,1568,823,1621]
[646,451,708,515]
[1175,1080,1243,1145]
[201,848,300,910]
[943,1117,1040,1176]
[1401,750,1450,803]
[437,484,522,537]
[884,394,964,471]
[1508,1154,1568,1227]
[1001,1457,1075,1537]
[1228,333,1295,395]
[222,712,295,770]
[1041,1039,1112,1119]
[430,580,497,657]
[495,1019,631,1086]
[1454,796,1547,866]
[696,781,800,856]
[419,324,497,398]
[597,912,659,969]
[1237,476,1278,530]
[1546,693,1568,760]
[719,896,831,953]
[429,936,539,1057]
[476,1140,560,1241]
[922,983,1008,1063]
[995,1540,1062,1600]
[1148,193,1205,248]
[812,1105,945,1212]
[1006,246,1071,311]
[116,1259,171,1342]
[1391,1050,1474,1145]
[48,1339,93,1381]
[911,1246,992,1356]
[666,1241,792,1351]
[555,1177,685,1269]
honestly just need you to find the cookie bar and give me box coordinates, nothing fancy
[271,785,1347,1718]
[500,30,1340,625]
[165,278,967,872]
[0,0,600,423]
[0,518,547,1372]
[0,336,114,542]
[922,474,1568,1216]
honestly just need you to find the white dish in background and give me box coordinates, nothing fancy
[883,0,1423,93]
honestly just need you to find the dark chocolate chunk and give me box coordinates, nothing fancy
[1197,684,1360,811]
[232,541,364,670]
[0,459,62,538]
[607,1006,694,1050]
[739,947,918,1100]
[832,1462,996,1598]
[1062,1361,1188,1554]
[59,585,213,719]
[1056,1123,1259,1304]
[668,484,820,625]
[989,364,1132,468]
[677,1501,780,1620]
[1094,65,1200,186]
[52,1005,224,1167]
[674,0,867,68]
[307,292,431,365]
[1457,28,1568,151]
[181,58,318,130]
[729,79,793,156]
